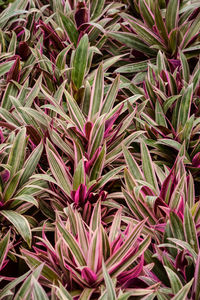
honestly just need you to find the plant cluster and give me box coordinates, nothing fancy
[0,0,200,299]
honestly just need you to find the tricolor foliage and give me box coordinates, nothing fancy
[0,0,200,299]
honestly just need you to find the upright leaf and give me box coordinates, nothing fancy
[171,279,193,300]
[8,128,27,177]
[184,203,199,253]
[73,159,85,190]
[102,261,116,300]
[141,141,159,193]
[165,0,179,33]
[71,34,89,89]
[46,140,71,196]
[0,231,10,270]
[60,13,79,46]
[88,64,104,120]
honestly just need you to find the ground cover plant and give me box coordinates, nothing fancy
[0,0,200,299]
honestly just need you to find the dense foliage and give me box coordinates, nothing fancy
[0,0,200,299]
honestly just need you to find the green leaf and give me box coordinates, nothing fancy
[126,18,164,48]
[90,200,101,232]
[60,13,78,46]
[154,2,169,46]
[8,31,17,53]
[4,169,23,201]
[21,249,59,283]
[14,264,43,300]
[111,235,151,278]
[165,0,179,33]
[0,210,32,247]
[89,117,105,158]
[0,9,28,27]
[75,211,89,258]
[193,252,200,300]
[56,44,72,70]
[71,34,89,89]
[167,238,197,261]
[46,140,71,196]
[57,222,86,266]
[184,203,199,253]
[141,141,159,193]
[0,231,10,270]
[181,14,200,49]
[56,282,73,300]
[177,84,193,128]
[0,271,31,299]
[106,131,144,165]
[79,288,94,300]
[170,212,185,241]
[180,51,190,83]
[115,59,155,73]
[102,261,116,300]
[171,279,193,300]
[87,229,100,272]
[8,127,27,177]
[90,143,106,180]
[94,166,124,191]
[11,194,38,208]
[32,277,49,300]
[25,74,42,107]
[91,0,105,20]
[0,60,15,77]
[109,209,121,243]
[106,220,146,271]
[123,188,143,221]
[73,159,85,190]
[117,292,132,300]
[123,146,143,180]
[163,95,181,113]
[88,64,104,120]
[1,82,18,110]
[155,100,167,127]
[164,267,183,294]
[101,75,120,114]
[109,32,157,56]
[139,0,154,28]
[19,142,43,186]
[64,90,86,130]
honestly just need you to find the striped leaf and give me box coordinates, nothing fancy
[178,84,193,128]
[184,203,199,253]
[0,60,15,77]
[101,75,120,114]
[3,169,23,201]
[73,159,85,190]
[164,267,183,294]
[19,142,43,186]
[60,13,78,46]
[90,143,106,180]
[165,0,179,33]
[109,32,157,56]
[0,210,31,247]
[65,90,86,130]
[57,222,86,266]
[171,279,193,300]
[141,141,159,193]
[0,231,10,270]
[46,140,71,196]
[102,261,116,300]
[139,0,154,28]
[88,64,104,120]
[71,34,89,89]
[193,252,200,300]
[8,128,27,177]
